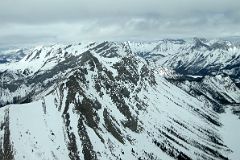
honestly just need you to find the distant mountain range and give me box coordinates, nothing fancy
[0,48,27,64]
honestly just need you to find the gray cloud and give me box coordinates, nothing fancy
[0,0,240,46]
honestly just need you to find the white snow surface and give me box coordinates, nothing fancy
[219,107,240,160]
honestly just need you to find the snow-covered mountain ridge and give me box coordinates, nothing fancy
[0,38,240,160]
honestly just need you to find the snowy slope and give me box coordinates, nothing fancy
[219,107,240,160]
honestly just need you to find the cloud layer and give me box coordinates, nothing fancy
[1,0,240,46]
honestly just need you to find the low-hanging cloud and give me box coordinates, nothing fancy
[0,0,240,46]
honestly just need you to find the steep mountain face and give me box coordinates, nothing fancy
[0,39,239,160]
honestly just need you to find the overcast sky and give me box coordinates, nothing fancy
[1,0,240,46]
